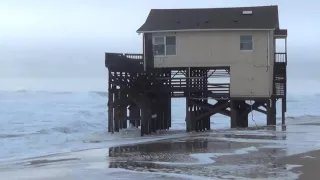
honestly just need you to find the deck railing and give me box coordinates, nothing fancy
[149,77,230,96]
[275,52,287,64]
[125,53,144,60]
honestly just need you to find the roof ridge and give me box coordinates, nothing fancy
[151,5,278,11]
[138,5,280,33]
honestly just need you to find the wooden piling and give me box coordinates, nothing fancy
[230,100,238,128]
[271,97,277,125]
[128,104,140,127]
[267,98,277,126]
[282,98,286,125]
[202,69,210,131]
[230,100,249,128]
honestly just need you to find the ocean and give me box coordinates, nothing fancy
[1,71,320,163]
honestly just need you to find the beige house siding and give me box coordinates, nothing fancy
[150,30,275,97]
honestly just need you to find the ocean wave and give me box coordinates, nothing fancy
[36,127,78,134]
[0,134,25,139]
[0,90,73,94]
[0,90,108,96]
[286,99,300,103]
[285,114,319,120]
[3,89,318,100]
[89,91,108,97]
[35,120,105,135]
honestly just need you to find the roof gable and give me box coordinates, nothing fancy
[137,6,279,33]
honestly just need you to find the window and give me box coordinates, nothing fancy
[165,36,176,55]
[153,37,165,56]
[240,35,253,51]
[153,36,176,56]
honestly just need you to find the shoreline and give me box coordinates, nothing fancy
[2,121,320,179]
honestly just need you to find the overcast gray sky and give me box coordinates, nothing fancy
[0,0,318,79]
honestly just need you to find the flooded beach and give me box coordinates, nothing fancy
[107,126,292,179]
[1,117,320,179]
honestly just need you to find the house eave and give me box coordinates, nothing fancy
[137,28,276,34]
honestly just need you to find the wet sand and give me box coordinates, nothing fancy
[278,149,320,180]
[1,119,320,179]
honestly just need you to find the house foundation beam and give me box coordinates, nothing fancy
[193,100,229,123]
[255,108,267,115]
[189,100,231,117]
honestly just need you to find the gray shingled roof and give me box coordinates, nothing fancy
[137,6,279,32]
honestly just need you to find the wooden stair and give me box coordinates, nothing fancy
[274,61,287,98]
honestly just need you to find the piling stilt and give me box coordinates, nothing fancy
[267,98,277,126]
[202,69,210,131]
[230,100,249,128]
[140,107,146,136]
[107,71,115,133]
[230,100,237,128]
[168,96,171,129]
[129,104,139,127]
[203,99,210,131]
[108,99,113,133]
[282,98,286,125]
[238,101,248,128]
[163,94,172,130]
[108,101,114,133]
[114,109,120,132]
[271,97,277,125]
[119,93,127,129]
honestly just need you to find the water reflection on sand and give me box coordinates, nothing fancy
[2,120,320,179]
[108,126,293,179]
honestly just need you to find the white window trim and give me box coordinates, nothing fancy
[153,36,177,57]
[240,35,254,52]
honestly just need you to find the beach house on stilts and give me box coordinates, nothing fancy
[105,5,288,136]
